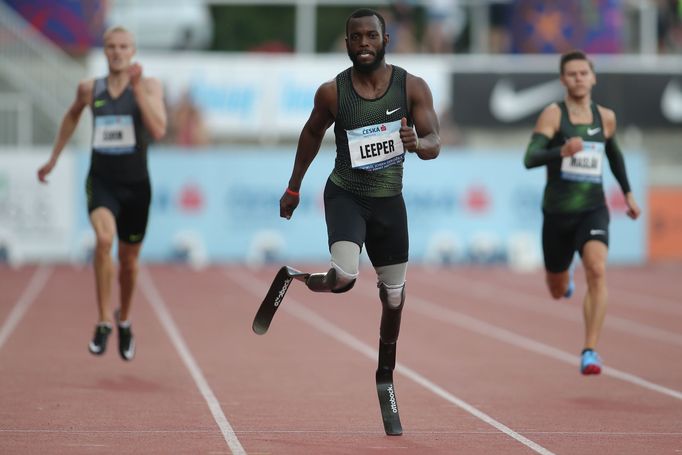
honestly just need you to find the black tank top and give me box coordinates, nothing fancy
[331,66,410,197]
[89,77,150,183]
[544,101,607,213]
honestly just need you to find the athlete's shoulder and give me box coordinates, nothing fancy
[314,78,337,107]
[75,78,96,104]
[140,76,164,94]
[76,78,95,93]
[533,102,561,136]
[318,77,337,95]
[596,104,617,136]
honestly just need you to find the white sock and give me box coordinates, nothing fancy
[118,320,131,329]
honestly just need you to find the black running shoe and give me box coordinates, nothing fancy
[117,324,135,361]
[88,323,112,355]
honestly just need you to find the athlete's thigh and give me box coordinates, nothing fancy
[576,205,610,256]
[324,179,367,249]
[118,240,143,263]
[542,212,577,273]
[365,193,408,267]
[86,175,119,239]
[116,179,151,244]
[86,174,120,217]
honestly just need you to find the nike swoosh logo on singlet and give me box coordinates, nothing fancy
[587,127,601,136]
[386,108,401,115]
[94,99,107,108]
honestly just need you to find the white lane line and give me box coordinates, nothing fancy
[229,269,555,455]
[413,272,682,347]
[139,267,246,455]
[404,293,682,401]
[1,429,680,436]
[0,265,52,352]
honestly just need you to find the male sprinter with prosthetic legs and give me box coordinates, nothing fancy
[38,27,166,361]
[524,50,640,375]
[253,8,440,435]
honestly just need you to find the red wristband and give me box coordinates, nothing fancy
[286,188,300,197]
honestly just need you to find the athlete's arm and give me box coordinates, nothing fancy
[405,74,440,160]
[280,80,336,220]
[37,79,92,183]
[524,103,581,169]
[600,106,640,220]
[130,63,167,141]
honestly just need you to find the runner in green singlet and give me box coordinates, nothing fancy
[524,50,641,375]
[278,8,440,433]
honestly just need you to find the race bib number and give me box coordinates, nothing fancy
[92,115,136,154]
[561,141,604,183]
[347,120,405,171]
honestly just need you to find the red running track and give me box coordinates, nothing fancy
[0,263,680,454]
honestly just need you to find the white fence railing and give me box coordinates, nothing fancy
[0,2,86,145]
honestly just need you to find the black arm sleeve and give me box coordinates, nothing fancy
[605,136,631,194]
[523,133,562,169]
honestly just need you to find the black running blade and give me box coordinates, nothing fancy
[376,370,403,436]
[252,266,308,335]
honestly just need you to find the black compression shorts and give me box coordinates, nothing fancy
[542,205,610,273]
[86,174,151,244]
[323,179,408,267]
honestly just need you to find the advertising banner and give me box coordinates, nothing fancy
[452,72,682,128]
[648,187,682,261]
[0,150,76,264]
[69,148,647,266]
[85,53,452,142]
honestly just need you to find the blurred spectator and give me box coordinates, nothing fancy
[509,0,624,54]
[384,3,419,53]
[488,1,512,53]
[168,90,210,147]
[657,0,682,53]
[6,0,107,56]
[421,0,466,53]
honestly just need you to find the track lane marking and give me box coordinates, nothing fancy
[0,265,52,352]
[139,267,246,455]
[229,269,555,455]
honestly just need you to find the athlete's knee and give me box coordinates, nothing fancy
[94,232,115,253]
[306,261,358,293]
[378,282,405,344]
[583,259,606,282]
[379,281,405,310]
[548,285,564,300]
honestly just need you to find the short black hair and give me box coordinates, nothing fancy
[346,8,386,37]
[560,50,594,74]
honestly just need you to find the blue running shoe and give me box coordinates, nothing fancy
[564,263,575,298]
[580,350,602,375]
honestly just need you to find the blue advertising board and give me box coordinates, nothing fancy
[73,147,646,265]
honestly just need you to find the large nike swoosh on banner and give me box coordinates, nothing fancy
[661,79,682,122]
[489,78,564,122]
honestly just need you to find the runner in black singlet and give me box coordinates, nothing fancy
[278,8,440,431]
[38,26,167,361]
[524,50,640,375]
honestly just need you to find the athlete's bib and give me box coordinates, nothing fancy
[560,141,604,183]
[92,115,136,154]
[347,120,405,171]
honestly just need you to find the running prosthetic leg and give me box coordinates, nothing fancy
[375,282,405,436]
[252,266,309,335]
[252,263,357,335]
[305,263,357,293]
